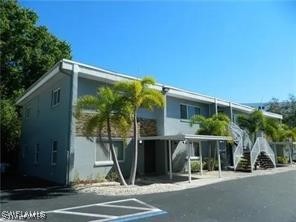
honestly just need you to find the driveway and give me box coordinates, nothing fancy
[1,170,296,222]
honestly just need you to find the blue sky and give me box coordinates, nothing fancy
[21,1,296,103]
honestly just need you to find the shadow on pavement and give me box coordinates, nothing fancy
[0,173,76,201]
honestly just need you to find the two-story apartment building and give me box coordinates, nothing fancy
[16,59,282,184]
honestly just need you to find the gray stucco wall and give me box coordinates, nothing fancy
[20,72,71,184]
[71,137,133,181]
[165,96,210,135]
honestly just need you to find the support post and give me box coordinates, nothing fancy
[217,141,222,178]
[289,143,293,165]
[199,141,203,176]
[215,98,218,115]
[187,141,191,183]
[168,140,173,180]
[229,102,233,122]
[274,144,278,165]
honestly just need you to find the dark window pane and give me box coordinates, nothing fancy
[180,105,187,119]
[188,106,200,119]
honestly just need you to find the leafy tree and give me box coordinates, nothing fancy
[237,110,296,143]
[267,95,296,128]
[75,87,132,186]
[0,0,71,164]
[236,110,266,142]
[115,77,165,185]
[0,0,72,98]
[191,113,231,171]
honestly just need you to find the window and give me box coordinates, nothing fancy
[51,88,61,107]
[180,104,200,120]
[95,140,124,165]
[51,141,58,165]
[34,144,40,164]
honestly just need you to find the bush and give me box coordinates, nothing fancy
[277,156,289,164]
[203,158,219,171]
[191,160,205,172]
[105,170,120,182]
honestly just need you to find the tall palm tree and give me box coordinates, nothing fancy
[75,86,132,186]
[115,77,165,185]
[191,113,231,171]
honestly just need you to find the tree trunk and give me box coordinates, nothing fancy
[107,118,127,186]
[129,112,138,185]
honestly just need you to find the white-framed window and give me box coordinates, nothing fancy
[180,104,201,120]
[34,144,40,164]
[51,88,61,107]
[51,141,58,165]
[95,140,124,165]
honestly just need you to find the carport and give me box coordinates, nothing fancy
[139,134,232,182]
[270,141,296,165]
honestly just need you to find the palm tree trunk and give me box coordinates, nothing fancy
[107,118,127,186]
[129,112,138,185]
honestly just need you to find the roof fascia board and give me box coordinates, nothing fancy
[16,62,61,105]
[16,59,283,120]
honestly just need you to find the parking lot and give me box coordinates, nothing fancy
[45,198,166,222]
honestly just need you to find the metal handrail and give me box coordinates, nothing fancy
[230,123,252,170]
[250,137,276,169]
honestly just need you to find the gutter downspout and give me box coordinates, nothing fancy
[66,63,79,185]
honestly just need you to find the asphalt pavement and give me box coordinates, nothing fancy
[1,170,296,222]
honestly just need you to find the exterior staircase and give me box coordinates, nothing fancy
[230,123,276,172]
[236,151,251,172]
[255,152,275,169]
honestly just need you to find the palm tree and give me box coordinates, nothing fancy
[191,113,231,171]
[115,77,165,185]
[237,110,295,143]
[237,110,266,142]
[75,86,132,186]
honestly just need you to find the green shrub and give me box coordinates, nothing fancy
[277,156,289,164]
[106,170,120,182]
[203,158,219,171]
[191,160,205,172]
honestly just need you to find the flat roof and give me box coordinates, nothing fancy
[15,59,283,120]
[139,134,233,142]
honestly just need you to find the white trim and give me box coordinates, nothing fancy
[16,59,283,120]
[16,63,61,105]
[139,134,232,142]
[95,139,125,165]
[180,103,201,120]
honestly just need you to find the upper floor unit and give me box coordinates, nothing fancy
[17,59,283,138]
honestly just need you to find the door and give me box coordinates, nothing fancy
[144,140,156,174]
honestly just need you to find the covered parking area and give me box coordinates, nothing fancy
[271,141,296,165]
[139,134,232,183]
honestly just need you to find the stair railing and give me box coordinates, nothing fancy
[250,137,276,170]
[230,123,251,170]
[250,138,261,171]
[233,140,244,169]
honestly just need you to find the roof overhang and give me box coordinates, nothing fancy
[139,134,233,142]
[15,59,283,120]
